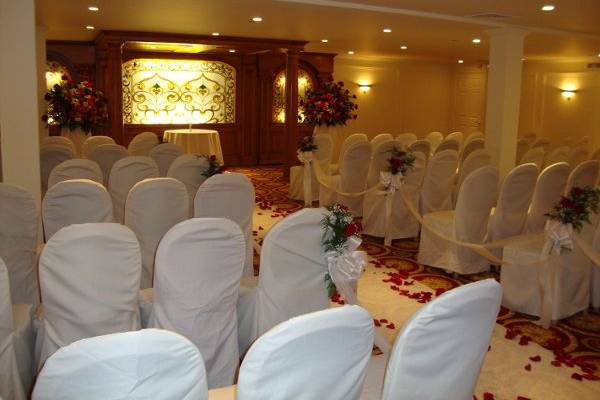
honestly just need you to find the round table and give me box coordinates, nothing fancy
[163,129,224,164]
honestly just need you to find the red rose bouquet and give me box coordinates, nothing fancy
[302,80,358,127]
[42,75,109,133]
[387,147,415,176]
[298,135,318,152]
[201,154,222,178]
[545,186,600,231]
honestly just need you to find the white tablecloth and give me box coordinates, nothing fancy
[163,129,224,164]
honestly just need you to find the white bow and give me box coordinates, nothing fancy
[298,150,314,207]
[380,172,403,246]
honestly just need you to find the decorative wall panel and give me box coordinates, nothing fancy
[272,68,314,123]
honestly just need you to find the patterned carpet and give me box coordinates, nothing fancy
[233,165,600,383]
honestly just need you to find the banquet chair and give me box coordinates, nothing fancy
[89,143,128,185]
[464,131,484,146]
[568,146,591,169]
[454,149,492,204]
[486,164,538,258]
[231,306,373,400]
[150,142,185,176]
[419,149,458,215]
[366,139,397,187]
[128,131,160,156]
[329,133,368,174]
[0,183,39,306]
[167,154,209,214]
[370,133,394,150]
[544,146,570,167]
[43,179,114,241]
[108,156,159,222]
[40,144,75,195]
[591,223,600,308]
[531,137,551,152]
[0,257,34,400]
[35,223,142,370]
[237,208,330,355]
[319,140,372,216]
[574,135,590,147]
[418,166,499,275]
[408,140,431,161]
[459,137,485,167]
[516,138,531,163]
[395,133,417,148]
[81,135,115,159]
[519,147,545,170]
[361,279,501,400]
[565,159,599,193]
[33,329,208,400]
[591,148,600,161]
[434,137,460,154]
[424,131,444,153]
[526,162,570,233]
[146,218,245,389]
[362,152,426,239]
[194,173,255,277]
[47,158,103,189]
[41,136,76,155]
[125,178,188,289]
[523,132,537,144]
[289,134,333,201]
[445,131,464,148]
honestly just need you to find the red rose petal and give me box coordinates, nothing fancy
[529,355,541,362]
[517,397,531,400]
[571,373,583,381]
[386,323,395,329]
[524,364,531,371]
[483,392,494,400]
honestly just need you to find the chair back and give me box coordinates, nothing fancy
[568,146,591,169]
[82,135,115,159]
[424,131,443,152]
[238,306,374,400]
[167,154,209,213]
[460,138,485,166]
[149,143,185,176]
[47,159,103,189]
[419,150,458,214]
[395,133,417,148]
[523,132,537,144]
[544,146,570,167]
[43,179,114,241]
[381,280,501,400]
[367,139,397,187]
[313,134,334,172]
[565,159,599,193]
[40,144,75,194]
[457,149,492,192]
[591,148,600,161]
[0,183,38,305]
[370,133,394,150]
[516,138,531,163]
[445,131,464,148]
[408,140,431,161]
[434,137,460,154]
[150,218,244,389]
[519,147,545,170]
[41,136,76,154]
[128,132,159,156]
[340,141,372,193]
[337,133,367,165]
[89,144,128,185]
[527,162,570,232]
[33,329,208,400]
[108,156,159,222]
[125,178,189,289]
[531,137,551,151]
[464,131,484,146]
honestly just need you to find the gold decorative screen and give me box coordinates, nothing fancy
[46,61,70,90]
[272,69,314,123]
[122,58,236,124]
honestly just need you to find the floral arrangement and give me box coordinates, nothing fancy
[387,146,415,176]
[200,155,222,178]
[321,203,362,295]
[301,80,358,126]
[42,75,109,133]
[545,186,600,232]
[298,135,318,152]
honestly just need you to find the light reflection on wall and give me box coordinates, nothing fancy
[122,58,236,124]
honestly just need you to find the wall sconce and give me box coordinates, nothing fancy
[561,90,576,100]
[358,83,372,93]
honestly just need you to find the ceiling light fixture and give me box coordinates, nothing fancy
[347,50,355,55]
[458,59,464,64]
[383,28,392,33]
[400,45,408,50]
[472,38,481,44]
[85,25,95,30]
[229,49,236,53]
[321,39,328,43]
[88,6,99,12]
[541,5,555,11]
[251,16,263,22]
[212,32,220,36]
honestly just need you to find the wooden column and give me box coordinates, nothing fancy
[95,38,124,143]
[284,48,300,177]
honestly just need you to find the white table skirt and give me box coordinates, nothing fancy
[163,129,224,164]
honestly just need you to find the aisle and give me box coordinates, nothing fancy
[233,166,600,399]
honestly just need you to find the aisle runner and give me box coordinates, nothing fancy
[234,166,600,399]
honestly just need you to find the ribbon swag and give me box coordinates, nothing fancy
[297,135,318,207]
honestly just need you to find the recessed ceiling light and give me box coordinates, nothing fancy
[597,53,600,57]
[321,39,328,43]
[472,38,481,44]
[521,57,526,61]
[251,16,263,22]
[383,28,392,33]
[541,5,555,11]
[212,32,220,36]
[400,45,408,50]
[85,25,95,30]
[229,49,236,53]
[458,59,464,64]
[88,6,99,12]
[347,50,355,55]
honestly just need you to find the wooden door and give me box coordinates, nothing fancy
[452,68,487,133]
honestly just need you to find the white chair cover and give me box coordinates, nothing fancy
[108,156,159,223]
[464,131,484,145]
[289,134,333,201]
[370,133,394,150]
[150,143,185,176]
[89,143,128,185]
[544,145,570,167]
[532,137,551,151]
[238,306,374,400]
[459,137,485,166]
[362,152,426,239]
[47,158,103,189]
[33,329,208,400]
[81,135,115,159]
[568,146,590,169]
[418,166,499,274]
[365,280,501,400]
[424,131,443,152]
[125,178,189,289]
[40,144,75,195]
[330,133,367,174]
[565,159,599,193]
[319,141,372,216]
[149,218,244,389]
[408,140,431,161]
[516,138,531,163]
[366,139,397,187]
[395,133,417,148]
[526,162,570,232]
[128,131,159,156]
[591,224,600,308]
[434,137,460,154]
[41,136,76,154]
[519,147,545,170]
[194,173,255,277]
[445,131,464,148]
[167,154,209,213]
[419,150,458,214]
[0,183,39,305]
[0,258,27,400]
[455,149,492,200]
[35,223,142,370]
[591,148,600,161]
[237,208,330,354]
[43,179,114,241]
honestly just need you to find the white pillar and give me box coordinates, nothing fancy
[0,0,42,205]
[484,27,527,178]
[37,26,48,140]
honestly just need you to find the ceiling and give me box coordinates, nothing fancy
[36,0,600,62]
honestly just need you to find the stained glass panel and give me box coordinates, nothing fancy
[272,69,314,123]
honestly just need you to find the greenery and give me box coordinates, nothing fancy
[545,186,600,232]
[200,155,222,178]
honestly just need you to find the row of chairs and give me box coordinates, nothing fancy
[518,142,600,171]
[43,131,160,159]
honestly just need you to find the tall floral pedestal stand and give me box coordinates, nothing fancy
[61,127,90,157]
